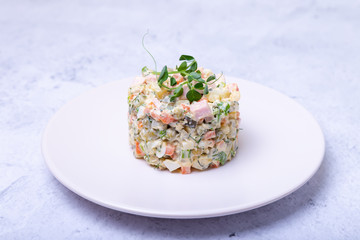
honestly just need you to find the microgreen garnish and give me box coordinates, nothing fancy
[142,31,157,76]
[142,34,223,103]
[206,75,216,82]
[179,55,194,61]
[204,84,209,95]
[170,77,177,86]
[159,130,166,138]
[170,85,184,102]
[141,66,150,76]
[213,151,227,165]
[194,82,204,90]
[186,89,202,102]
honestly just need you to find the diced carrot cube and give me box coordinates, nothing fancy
[159,112,176,124]
[203,130,216,140]
[181,165,191,174]
[181,104,190,112]
[165,144,175,156]
[135,141,145,157]
[211,161,220,168]
[150,110,175,124]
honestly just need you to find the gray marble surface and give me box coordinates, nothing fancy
[1,0,359,239]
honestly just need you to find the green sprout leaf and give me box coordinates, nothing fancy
[179,55,194,61]
[170,85,184,102]
[188,61,198,72]
[224,103,230,115]
[158,65,168,85]
[206,75,216,82]
[186,89,202,103]
[142,31,157,75]
[159,130,166,138]
[194,82,204,90]
[189,72,201,79]
[213,151,227,165]
[178,61,187,71]
[170,77,177,86]
[173,85,183,97]
[142,66,148,73]
[204,84,209,94]
[187,75,194,82]
[140,47,225,103]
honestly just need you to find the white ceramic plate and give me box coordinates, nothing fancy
[42,77,325,219]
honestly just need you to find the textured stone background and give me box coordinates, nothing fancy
[1,0,359,239]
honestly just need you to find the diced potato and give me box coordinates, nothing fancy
[192,155,212,170]
[230,91,241,101]
[163,160,181,172]
[222,125,230,134]
[207,88,231,102]
[182,139,195,150]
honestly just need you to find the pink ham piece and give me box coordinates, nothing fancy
[190,100,214,121]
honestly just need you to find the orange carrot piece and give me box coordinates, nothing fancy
[165,144,175,156]
[203,130,216,140]
[135,141,144,157]
[181,165,191,174]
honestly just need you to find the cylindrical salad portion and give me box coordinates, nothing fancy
[128,59,241,174]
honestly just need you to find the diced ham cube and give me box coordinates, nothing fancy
[190,100,214,121]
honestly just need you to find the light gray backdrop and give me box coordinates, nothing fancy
[1,0,359,239]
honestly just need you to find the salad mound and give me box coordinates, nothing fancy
[128,55,241,174]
